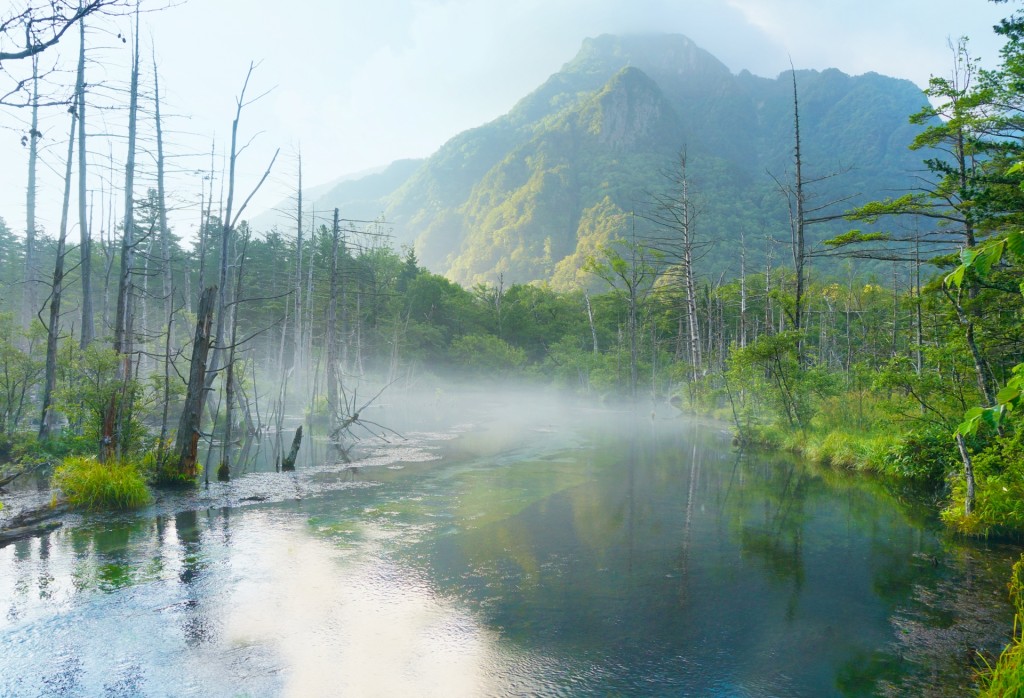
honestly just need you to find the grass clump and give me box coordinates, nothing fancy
[978,554,1024,696]
[53,455,152,511]
[811,431,860,469]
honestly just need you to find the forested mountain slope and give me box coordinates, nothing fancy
[307,33,930,286]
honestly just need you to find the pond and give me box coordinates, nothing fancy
[0,392,1020,697]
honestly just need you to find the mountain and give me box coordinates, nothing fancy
[304,34,930,287]
[250,159,424,233]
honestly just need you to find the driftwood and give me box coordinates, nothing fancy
[0,520,62,547]
[0,470,22,488]
[0,501,70,547]
[5,501,70,528]
[281,425,302,471]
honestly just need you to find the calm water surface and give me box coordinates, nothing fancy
[0,394,1019,697]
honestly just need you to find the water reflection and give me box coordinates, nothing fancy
[0,403,1019,697]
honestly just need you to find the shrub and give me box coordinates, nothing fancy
[449,334,526,377]
[942,430,1024,537]
[53,455,152,511]
[879,424,960,484]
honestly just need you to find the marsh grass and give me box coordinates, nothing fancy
[53,455,152,511]
[978,554,1024,697]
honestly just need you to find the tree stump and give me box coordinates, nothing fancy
[282,425,302,471]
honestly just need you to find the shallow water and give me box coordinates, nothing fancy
[0,394,1020,696]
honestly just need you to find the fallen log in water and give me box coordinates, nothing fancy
[0,470,22,488]
[0,520,62,547]
[4,501,70,529]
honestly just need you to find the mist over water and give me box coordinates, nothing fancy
[0,388,1017,696]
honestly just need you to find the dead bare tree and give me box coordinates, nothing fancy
[77,15,94,347]
[326,208,341,435]
[645,149,709,383]
[166,285,217,482]
[218,231,250,481]
[0,0,120,62]
[0,0,129,110]
[205,62,279,392]
[769,67,856,362]
[153,53,173,351]
[102,7,141,461]
[38,108,77,441]
[20,54,41,339]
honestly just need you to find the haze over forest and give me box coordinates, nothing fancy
[6,2,1024,695]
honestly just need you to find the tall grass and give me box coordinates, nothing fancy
[53,455,152,511]
[978,554,1024,696]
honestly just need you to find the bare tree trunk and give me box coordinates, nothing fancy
[326,208,340,435]
[304,211,315,390]
[157,300,175,465]
[218,232,249,481]
[355,293,365,377]
[790,68,806,358]
[103,10,140,461]
[113,9,139,359]
[764,237,773,337]
[585,290,598,355]
[677,157,702,382]
[340,227,349,373]
[100,146,115,333]
[77,17,94,348]
[956,433,976,516]
[153,56,173,351]
[38,111,77,441]
[169,285,217,482]
[22,55,40,338]
[281,425,302,471]
[293,151,304,392]
[207,65,279,392]
[740,231,747,349]
[914,234,923,376]
[943,285,997,408]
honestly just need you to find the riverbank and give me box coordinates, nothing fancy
[714,415,1024,695]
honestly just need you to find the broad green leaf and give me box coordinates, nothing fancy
[981,407,1002,431]
[974,242,1004,276]
[945,264,967,288]
[956,412,982,436]
[997,385,1022,405]
[1007,231,1024,259]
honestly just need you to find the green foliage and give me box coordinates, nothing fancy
[51,342,149,454]
[53,455,152,511]
[880,425,961,484]
[823,229,892,247]
[726,332,839,434]
[978,553,1024,697]
[942,427,1024,537]
[154,467,201,488]
[0,313,43,435]
[449,334,527,377]
[810,432,862,469]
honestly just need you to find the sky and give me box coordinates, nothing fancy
[0,0,1013,244]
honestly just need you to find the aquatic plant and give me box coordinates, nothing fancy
[53,455,151,511]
